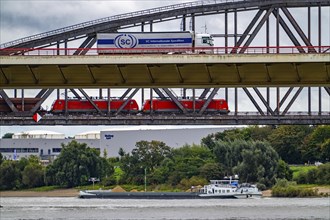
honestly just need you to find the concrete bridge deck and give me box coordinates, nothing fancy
[1,52,329,88]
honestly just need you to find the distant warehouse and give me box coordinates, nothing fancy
[0,126,231,161]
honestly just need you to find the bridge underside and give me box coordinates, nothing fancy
[1,114,329,126]
[1,54,329,88]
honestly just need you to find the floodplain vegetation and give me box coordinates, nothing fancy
[0,125,329,197]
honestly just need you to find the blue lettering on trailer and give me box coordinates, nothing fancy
[138,38,192,44]
[97,39,114,44]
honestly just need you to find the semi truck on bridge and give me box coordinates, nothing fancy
[97,31,214,53]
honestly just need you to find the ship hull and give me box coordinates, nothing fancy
[79,190,260,199]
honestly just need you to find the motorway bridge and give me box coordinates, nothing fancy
[0,0,329,125]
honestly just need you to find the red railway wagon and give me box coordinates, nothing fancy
[142,99,229,114]
[51,99,139,113]
[0,98,42,112]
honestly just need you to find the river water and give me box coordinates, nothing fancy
[0,197,329,220]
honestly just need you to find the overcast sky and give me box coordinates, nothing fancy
[0,0,329,137]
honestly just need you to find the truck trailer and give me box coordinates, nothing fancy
[97,32,214,54]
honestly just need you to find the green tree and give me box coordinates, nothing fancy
[167,145,214,185]
[302,125,330,163]
[0,153,4,165]
[199,162,224,180]
[0,160,20,190]
[268,125,312,164]
[316,162,330,184]
[45,140,112,187]
[201,126,274,150]
[22,163,44,188]
[119,140,171,185]
[275,159,293,180]
[212,139,279,186]
[2,133,14,138]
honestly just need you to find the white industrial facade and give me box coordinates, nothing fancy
[0,126,230,160]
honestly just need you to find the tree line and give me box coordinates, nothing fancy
[0,125,329,190]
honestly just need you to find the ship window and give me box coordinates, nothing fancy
[227,190,230,193]
[222,190,225,193]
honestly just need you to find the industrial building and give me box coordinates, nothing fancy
[0,126,230,161]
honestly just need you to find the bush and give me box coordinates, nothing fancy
[272,179,318,197]
[316,163,330,184]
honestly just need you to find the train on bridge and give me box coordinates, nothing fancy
[0,98,229,115]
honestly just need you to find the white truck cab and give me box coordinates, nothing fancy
[195,33,214,47]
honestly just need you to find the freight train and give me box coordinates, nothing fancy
[97,31,214,54]
[49,98,229,114]
[142,99,229,114]
[0,98,229,114]
[51,99,139,114]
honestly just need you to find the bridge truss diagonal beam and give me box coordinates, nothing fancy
[0,89,18,112]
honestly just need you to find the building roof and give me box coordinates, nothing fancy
[14,130,64,135]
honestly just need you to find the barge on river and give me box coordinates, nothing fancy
[79,179,262,199]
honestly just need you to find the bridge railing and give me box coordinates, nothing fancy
[1,46,329,56]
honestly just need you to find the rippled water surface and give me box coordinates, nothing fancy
[0,197,329,220]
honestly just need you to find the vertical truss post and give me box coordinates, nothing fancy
[267,87,270,115]
[21,89,24,111]
[276,8,280,53]
[308,87,311,116]
[193,89,196,113]
[266,14,270,53]
[150,88,153,114]
[150,21,153,32]
[65,89,68,115]
[141,88,144,106]
[225,10,228,54]
[277,87,280,115]
[319,87,322,115]
[107,88,111,115]
[318,6,322,53]
[182,15,186,31]
[235,87,238,115]
[191,14,195,32]
[234,9,237,47]
[308,7,311,42]
[99,89,103,99]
